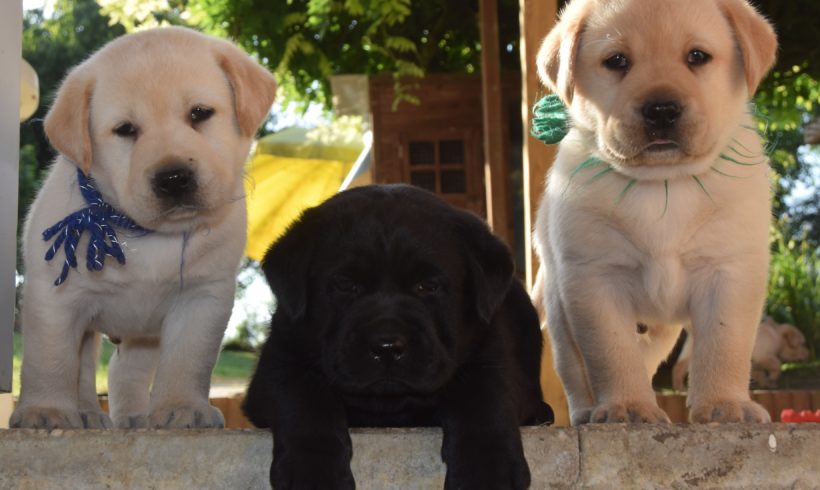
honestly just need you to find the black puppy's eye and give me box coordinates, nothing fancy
[331,276,361,295]
[113,122,138,138]
[190,106,215,124]
[687,49,711,66]
[603,53,630,72]
[414,279,441,296]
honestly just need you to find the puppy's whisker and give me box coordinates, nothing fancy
[691,175,714,202]
[243,171,258,194]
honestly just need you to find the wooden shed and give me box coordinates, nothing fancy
[369,74,521,231]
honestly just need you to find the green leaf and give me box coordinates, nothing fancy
[385,35,417,54]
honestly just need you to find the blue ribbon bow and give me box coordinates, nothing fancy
[42,168,151,286]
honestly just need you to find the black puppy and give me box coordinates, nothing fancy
[243,185,552,489]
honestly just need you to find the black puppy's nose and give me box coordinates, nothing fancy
[368,335,407,362]
[642,101,681,129]
[152,166,196,198]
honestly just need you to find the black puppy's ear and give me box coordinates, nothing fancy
[456,213,515,323]
[261,211,318,321]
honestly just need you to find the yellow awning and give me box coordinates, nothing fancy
[244,154,353,261]
[243,118,366,262]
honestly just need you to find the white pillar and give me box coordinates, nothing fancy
[0,1,23,396]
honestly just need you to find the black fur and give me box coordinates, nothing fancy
[243,185,552,489]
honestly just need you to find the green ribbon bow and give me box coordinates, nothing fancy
[530,94,570,145]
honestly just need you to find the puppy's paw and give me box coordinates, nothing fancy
[113,414,149,429]
[689,399,771,423]
[570,408,592,425]
[80,410,113,429]
[444,433,530,490]
[9,406,84,429]
[589,401,670,424]
[271,444,354,490]
[149,403,225,428]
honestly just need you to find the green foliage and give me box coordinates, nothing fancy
[767,223,820,359]
[753,1,820,244]
[222,317,266,352]
[101,0,521,108]
[754,71,820,244]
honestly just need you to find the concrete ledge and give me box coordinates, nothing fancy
[0,425,817,489]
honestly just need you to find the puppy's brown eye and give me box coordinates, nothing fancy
[113,122,138,138]
[190,106,214,124]
[603,53,630,72]
[414,279,440,296]
[687,49,711,66]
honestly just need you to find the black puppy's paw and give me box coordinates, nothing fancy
[443,433,530,490]
[271,445,355,490]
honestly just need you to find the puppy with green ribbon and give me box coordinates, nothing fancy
[531,0,777,426]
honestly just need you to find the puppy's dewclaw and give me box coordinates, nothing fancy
[11,27,275,430]
[533,0,776,424]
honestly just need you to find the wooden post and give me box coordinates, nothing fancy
[0,0,22,398]
[479,0,513,247]
[519,0,569,426]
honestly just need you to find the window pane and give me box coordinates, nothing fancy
[441,170,466,194]
[439,140,464,164]
[410,171,437,192]
[408,141,435,165]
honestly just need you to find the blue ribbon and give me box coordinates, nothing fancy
[42,168,151,286]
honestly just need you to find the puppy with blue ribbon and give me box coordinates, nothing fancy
[11,27,275,429]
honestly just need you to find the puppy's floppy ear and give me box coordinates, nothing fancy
[214,42,277,137]
[261,211,318,321]
[455,213,514,324]
[536,0,589,104]
[718,0,778,94]
[44,64,95,173]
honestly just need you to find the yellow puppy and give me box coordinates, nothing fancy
[12,27,275,429]
[534,0,777,424]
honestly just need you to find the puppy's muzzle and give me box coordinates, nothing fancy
[152,165,198,201]
[642,100,682,140]
[368,334,407,363]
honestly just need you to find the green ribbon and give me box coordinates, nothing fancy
[530,94,570,145]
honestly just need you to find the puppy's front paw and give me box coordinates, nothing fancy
[444,433,530,490]
[80,410,113,429]
[9,406,84,429]
[689,399,771,423]
[149,403,225,428]
[589,401,670,423]
[113,414,149,429]
[570,408,592,425]
[271,444,354,490]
